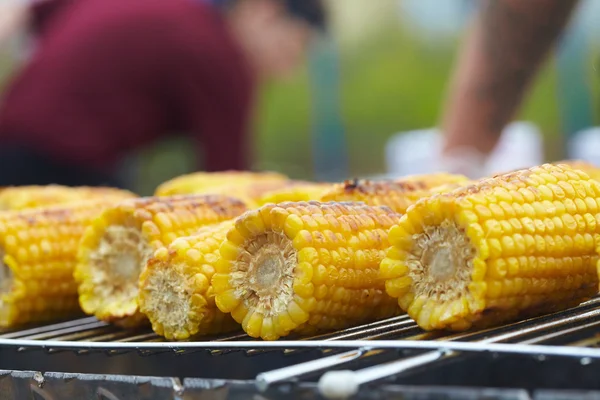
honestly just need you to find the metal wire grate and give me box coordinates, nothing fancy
[3,297,600,398]
[3,297,600,350]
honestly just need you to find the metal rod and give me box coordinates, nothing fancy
[0,317,101,339]
[318,351,444,399]
[3,337,600,359]
[520,319,600,345]
[256,349,364,392]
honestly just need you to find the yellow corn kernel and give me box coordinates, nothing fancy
[154,170,288,198]
[557,160,600,182]
[402,172,470,187]
[212,201,402,340]
[256,182,332,206]
[319,173,469,214]
[0,185,136,211]
[0,199,127,327]
[138,220,239,340]
[382,163,600,331]
[75,195,246,327]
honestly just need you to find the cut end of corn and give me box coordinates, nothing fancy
[409,219,476,300]
[213,201,401,340]
[138,221,240,340]
[83,224,153,325]
[140,261,200,340]
[382,163,600,331]
[230,231,297,318]
[76,195,247,327]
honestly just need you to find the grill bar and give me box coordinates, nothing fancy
[1,337,600,357]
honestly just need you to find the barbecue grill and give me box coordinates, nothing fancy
[3,298,600,399]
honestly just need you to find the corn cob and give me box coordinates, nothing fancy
[256,182,332,206]
[75,195,247,327]
[154,171,288,197]
[189,180,303,208]
[320,173,468,215]
[0,185,136,211]
[212,201,402,340]
[557,160,600,182]
[0,199,126,327]
[139,220,239,340]
[381,163,600,331]
[401,172,470,188]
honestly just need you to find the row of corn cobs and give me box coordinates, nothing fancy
[1,160,600,341]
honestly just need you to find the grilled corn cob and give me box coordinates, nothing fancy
[75,195,247,327]
[188,180,305,208]
[256,182,331,206]
[320,173,468,215]
[154,171,288,197]
[0,199,126,327]
[557,160,600,182]
[381,163,600,331]
[212,201,401,340]
[0,185,135,210]
[139,220,239,340]
[401,172,470,187]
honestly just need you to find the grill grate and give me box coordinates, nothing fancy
[3,297,600,398]
[3,297,600,351]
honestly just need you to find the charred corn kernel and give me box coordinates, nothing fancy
[382,163,600,331]
[154,170,288,197]
[0,185,135,210]
[75,195,246,327]
[138,220,239,340]
[212,201,402,340]
[256,182,332,206]
[319,173,468,214]
[0,199,125,327]
[557,160,600,182]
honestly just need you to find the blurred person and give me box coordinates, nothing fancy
[439,0,579,176]
[0,0,326,187]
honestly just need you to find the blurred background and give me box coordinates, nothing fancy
[2,0,600,195]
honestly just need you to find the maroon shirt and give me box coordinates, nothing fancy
[0,0,255,172]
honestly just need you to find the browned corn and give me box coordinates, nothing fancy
[320,173,468,214]
[381,163,600,331]
[139,220,239,340]
[154,171,288,197]
[0,185,136,210]
[75,195,247,327]
[212,201,402,340]
[0,199,126,327]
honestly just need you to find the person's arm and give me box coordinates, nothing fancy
[441,0,579,157]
